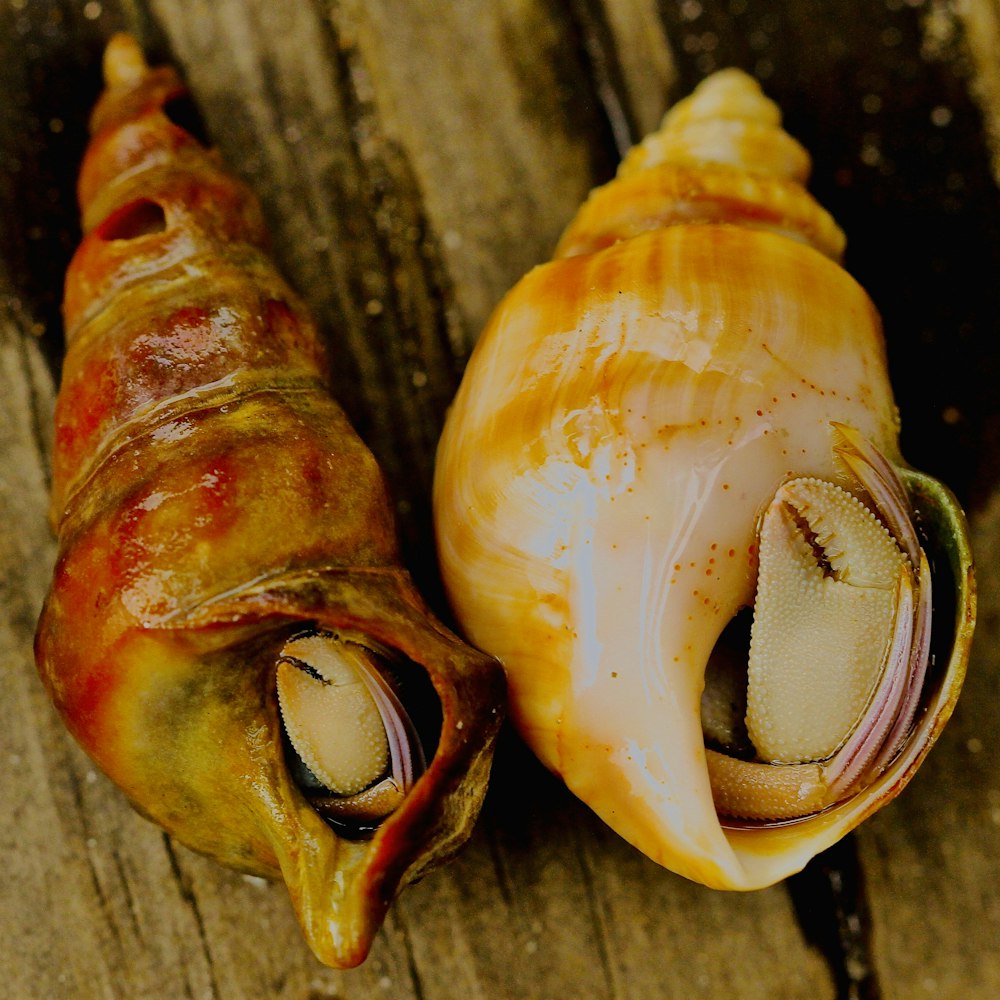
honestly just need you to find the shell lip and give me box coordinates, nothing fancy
[159,564,506,967]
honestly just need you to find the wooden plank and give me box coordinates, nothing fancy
[0,1,997,997]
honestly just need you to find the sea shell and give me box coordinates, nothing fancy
[433,69,974,889]
[34,35,504,967]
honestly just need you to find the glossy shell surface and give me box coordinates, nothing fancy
[35,36,505,967]
[433,69,973,889]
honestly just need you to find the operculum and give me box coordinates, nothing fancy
[703,427,930,826]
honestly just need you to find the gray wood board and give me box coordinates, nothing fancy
[1,1,997,997]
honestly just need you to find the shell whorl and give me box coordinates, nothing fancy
[619,68,810,182]
[52,36,325,525]
[555,68,845,262]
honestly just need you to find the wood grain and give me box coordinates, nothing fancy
[1,1,997,997]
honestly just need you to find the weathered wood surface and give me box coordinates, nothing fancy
[1,1,998,997]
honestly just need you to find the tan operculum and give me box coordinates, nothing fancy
[277,633,404,824]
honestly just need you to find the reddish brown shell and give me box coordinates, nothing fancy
[34,34,504,969]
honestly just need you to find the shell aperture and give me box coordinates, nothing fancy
[277,631,427,832]
[705,426,933,824]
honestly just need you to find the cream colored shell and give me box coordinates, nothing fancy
[435,71,920,888]
[433,70,947,889]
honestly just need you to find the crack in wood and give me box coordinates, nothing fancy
[110,846,144,945]
[390,906,430,1000]
[571,822,625,1000]
[62,762,128,961]
[318,0,471,602]
[162,835,221,1000]
[787,835,882,1000]
[485,826,516,909]
[562,0,641,158]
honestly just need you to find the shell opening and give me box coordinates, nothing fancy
[276,630,437,839]
[97,198,167,241]
[701,429,934,825]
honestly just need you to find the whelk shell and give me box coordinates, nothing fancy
[433,69,975,889]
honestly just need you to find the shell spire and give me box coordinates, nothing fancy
[555,69,846,262]
[434,69,973,891]
[620,67,811,181]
